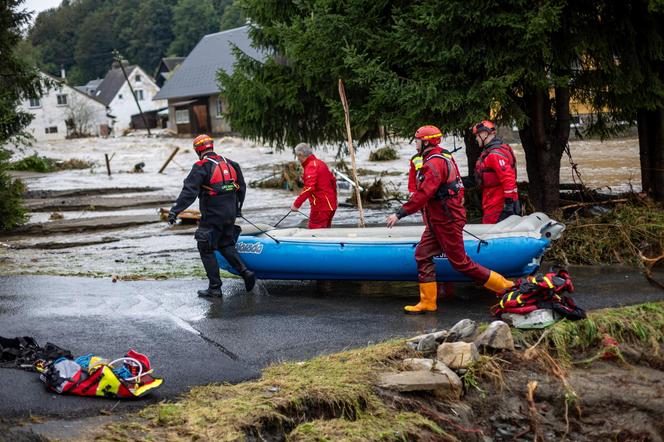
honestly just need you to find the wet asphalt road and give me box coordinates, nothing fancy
[0,267,663,422]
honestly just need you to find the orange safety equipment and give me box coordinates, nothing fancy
[472,120,496,135]
[193,134,214,153]
[414,125,443,145]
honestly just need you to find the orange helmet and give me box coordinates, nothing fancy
[472,120,496,135]
[414,125,443,145]
[193,134,214,153]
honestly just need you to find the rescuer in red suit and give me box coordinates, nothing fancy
[290,143,338,229]
[387,125,514,314]
[470,120,519,224]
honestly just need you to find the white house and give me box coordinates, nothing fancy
[20,73,110,141]
[94,62,166,132]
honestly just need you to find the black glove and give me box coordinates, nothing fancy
[395,207,407,219]
[167,211,178,225]
[498,198,515,222]
[461,175,476,189]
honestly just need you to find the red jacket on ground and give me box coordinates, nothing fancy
[474,138,518,223]
[293,154,337,212]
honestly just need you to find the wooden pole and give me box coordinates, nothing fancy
[104,153,111,176]
[113,49,151,136]
[159,146,180,174]
[338,79,365,227]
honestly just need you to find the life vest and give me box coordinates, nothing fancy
[411,154,423,171]
[203,156,238,196]
[417,150,464,200]
[491,270,586,321]
[474,142,517,188]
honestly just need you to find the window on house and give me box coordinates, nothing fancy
[56,94,68,106]
[45,126,58,134]
[135,74,142,83]
[29,98,41,108]
[215,97,223,118]
[135,90,144,101]
[118,93,123,99]
[175,109,190,124]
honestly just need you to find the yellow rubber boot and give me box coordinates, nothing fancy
[483,271,514,294]
[404,282,438,314]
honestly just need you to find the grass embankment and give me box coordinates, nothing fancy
[97,342,448,441]
[91,302,664,441]
[9,154,94,172]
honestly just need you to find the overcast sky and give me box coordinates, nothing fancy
[23,0,62,21]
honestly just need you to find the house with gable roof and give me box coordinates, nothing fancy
[153,25,265,135]
[20,72,110,141]
[93,61,166,132]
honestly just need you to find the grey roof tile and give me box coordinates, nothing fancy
[154,26,265,101]
[96,65,137,106]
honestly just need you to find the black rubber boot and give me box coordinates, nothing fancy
[198,241,222,289]
[220,246,256,292]
[197,287,222,298]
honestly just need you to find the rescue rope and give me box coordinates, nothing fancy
[240,215,280,244]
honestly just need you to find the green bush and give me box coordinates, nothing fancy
[8,154,94,172]
[8,153,54,172]
[0,149,28,231]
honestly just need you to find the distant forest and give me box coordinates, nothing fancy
[22,0,244,85]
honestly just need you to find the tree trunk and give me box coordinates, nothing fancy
[518,87,571,213]
[637,107,664,203]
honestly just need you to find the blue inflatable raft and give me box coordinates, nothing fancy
[216,213,565,281]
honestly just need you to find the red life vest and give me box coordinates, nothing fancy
[204,156,238,196]
[417,150,464,200]
[474,143,517,188]
[491,270,585,320]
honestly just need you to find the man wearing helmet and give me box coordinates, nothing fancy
[471,120,519,223]
[168,134,256,297]
[290,142,337,229]
[387,125,514,314]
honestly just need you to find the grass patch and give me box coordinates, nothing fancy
[92,341,447,441]
[368,146,399,161]
[8,154,94,172]
[514,301,664,363]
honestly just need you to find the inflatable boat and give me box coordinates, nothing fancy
[216,213,565,281]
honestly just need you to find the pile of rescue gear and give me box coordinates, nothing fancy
[39,349,163,398]
[491,269,586,322]
[0,336,163,399]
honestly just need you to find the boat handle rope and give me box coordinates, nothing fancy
[239,215,280,244]
[462,229,489,253]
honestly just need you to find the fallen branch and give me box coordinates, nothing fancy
[560,198,629,211]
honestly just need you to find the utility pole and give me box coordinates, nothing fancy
[112,49,151,136]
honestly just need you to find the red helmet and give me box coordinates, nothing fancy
[472,120,496,135]
[193,134,214,153]
[414,125,443,145]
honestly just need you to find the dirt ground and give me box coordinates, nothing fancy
[382,345,664,442]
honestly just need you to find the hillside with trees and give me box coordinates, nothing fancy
[26,0,245,85]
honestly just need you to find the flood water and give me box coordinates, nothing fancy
[0,132,642,277]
